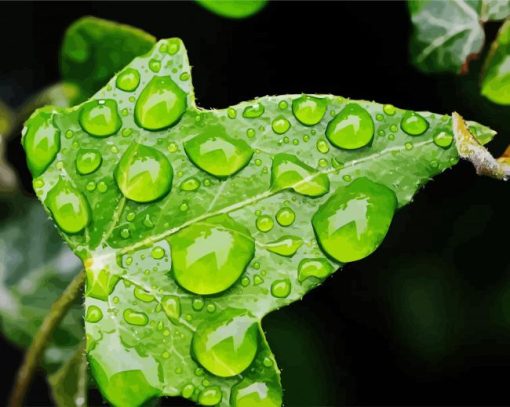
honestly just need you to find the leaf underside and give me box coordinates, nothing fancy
[25,36,496,407]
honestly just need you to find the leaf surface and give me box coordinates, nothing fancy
[409,0,510,73]
[25,37,496,406]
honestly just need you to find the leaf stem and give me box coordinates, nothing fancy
[8,269,86,407]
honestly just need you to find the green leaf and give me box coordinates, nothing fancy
[481,19,510,104]
[48,341,88,407]
[196,0,267,19]
[60,16,156,101]
[409,0,510,74]
[0,100,17,193]
[25,37,496,406]
[0,195,83,371]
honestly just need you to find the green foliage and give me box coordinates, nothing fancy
[0,100,17,193]
[409,0,510,74]
[482,19,510,104]
[60,16,156,101]
[196,0,267,19]
[24,32,497,407]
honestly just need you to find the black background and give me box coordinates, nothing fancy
[2,1,510,406]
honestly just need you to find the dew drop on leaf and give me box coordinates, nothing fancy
[134,287,154,302]
[312,177,397,263]
[264,236,303,257]
[46,178,90,234]
[256,215,274,233]
[151,246,165,259]
[79,99,122,137]
[180,176,201,191]
[192,309,259,377]
[231,379,282,407]
[291,95,327,126]
[161,295,181,323]
[433,129,453,149]
[115,143,173,203]
[75,149,102,175]
[198,386,222,406]
[316,138,330,154]
[123,308,149,326]
[275,206,295,226]
[170,215,255,295]
[271,116,291,135]
[116,67,141,92]
[325,103,374,150]
[135,76,187,131]
[85,305,103,323]
[270,279,291,298]
[298,258,334,282]
[242,102,265,118]
[400,111,429,136]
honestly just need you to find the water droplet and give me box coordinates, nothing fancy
[242,102,265,118]
[143,214,154,228]
[79,99,122,137]
[116,67,140,92]
[264,236,303,257]
[298,258,334,282]
[46,179,90,234]
[383,104,396,116]
[115,143,173,202]
[271,279,291,298]
[127,212,136,222]
[182,384,194,399]
[271,116,291,135]
[75,149,102,175]
[263,357,273,367]
[149,59,161,73]
[316,138,330,154]
[120,228,130,239]
[166,38,181,55]
[184,125,253,178]
[318,158,328,167]
[292,95,327,126]
[123,308,149,326]
[134,287,154,302]
[135,76,187,131]
[161,295,181,322]
[231,379,282,407]
[400,111,429,136]
[271,153,329,197]
[312,177,397,263]
[256,215,274,233]
[275,207,295,226]
[253,275,264,285]
[85,305,103,323]
[207,303,216,313]
[170,215,255,295]
[326,103,374,150]
[65,129,73,139]
[23,111,60,177]
[179,202,189,211]
[167,142,178,153]
[198,386,222,406]
[246,128,256,138]
[150,246,165,259]
[180,177,200,191]
[97,181,108,193]
[278,100,288,110]
[227,108,237,119]
[433,129,453,149]
[86,181,96,191]
[192,309,258,377]
[405,142,413,151]
[376,113,384,121]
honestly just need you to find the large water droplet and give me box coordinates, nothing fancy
[326,103,374,150]
[271,279,291,298]
[298,258,334,282]
[135,76,187,131]
[192,309,258,377]
[79,99,122,137]
[292,95,327,126]
[75,149,102,175]
[23,111,60,177]
[46,179,90,234]
[312,177,397,263]
[198,386,222,406]
[170,214,255,295]
[271,116,291,135]
[271,153,329,197]
[161,295,181,323]
[400,111,429,136]
[116,67,141,92]
[123,308,149,326]
[264,236,303,257]
[231,379,282,407]
[275,207,295,226]
[184,125,253,178]
[115,143,173,203]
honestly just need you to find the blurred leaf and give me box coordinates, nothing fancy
[48,342,87,407]
[481,19,510,104]
[196,0,267,19]
[409,0,510,74]
[0,100,17,193]
[0,195,83,371]
[25,33,498,406]
[60,16,156,101]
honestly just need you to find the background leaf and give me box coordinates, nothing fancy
[0,100,17,193]
[196,0,267,19]
[25,34,497,407]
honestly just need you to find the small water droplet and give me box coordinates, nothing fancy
[115,143,173,202]
[192,298,205,311]
[400,111,429,136]
[326,103,374,150]
[166,38,181,55]
[227,108,237,119]
[383,104,396,116]
[182,384,194,399]
[151,246,165,259]
[433,129,453,149]
[123,308,149,326]
[316,138,330,154]
[135,76,187,131]
[298,258,334,282]
[275,207,295,226]
[97,181,108,193]
[134,287,154,302]
[116,67,141,92]
[143,214,154,228]
[120,228,130,239]
[86,181,96,192]
[246,128,256,138]
[256,215,274,233]
[231,379,282,407]
[264,236,303,257]
[65,129,73,139]
[161,295,181,323]
[253,275,264,285]
[405,142,413,150]
[46,179,90,233]
[263,357,273,367]
[292,95,327,126]
[271,279,291,298]
[278,100,288,110]
[85,305,103,323]
[79,99,122,137]
[271,116,291,135]
[242,102,265,118]
[75,149,102,175]
[198,386,222,406]
[149,59,161,73]
[180,177,200,191]
[206,303,216,313]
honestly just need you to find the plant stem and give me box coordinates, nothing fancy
[8,269,86,407]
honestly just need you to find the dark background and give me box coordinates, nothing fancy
[2,1,510,405]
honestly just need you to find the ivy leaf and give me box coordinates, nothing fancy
[0,195,83,371]
[60,16,155,101]
[24,37,496,407]
[0,100,17,193]
[196,0,267,19]
[481,19,510,104]
[409,0,510,74]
